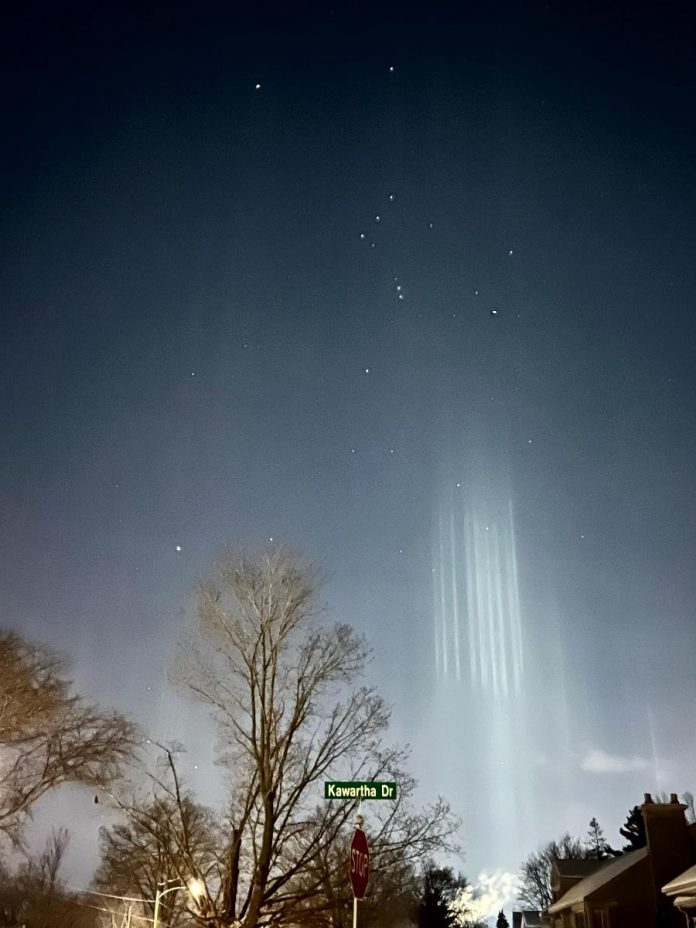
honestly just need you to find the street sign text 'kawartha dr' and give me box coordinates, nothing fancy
[324,781,397,799]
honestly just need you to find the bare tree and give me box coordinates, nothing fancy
[94,749,221,928]
[36,825,70,889]
[0,828,98,927]
[169,546,459,928]
[0,630,139,845]
[518,834,590,911]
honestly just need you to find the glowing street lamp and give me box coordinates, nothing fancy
[152,877,207,928]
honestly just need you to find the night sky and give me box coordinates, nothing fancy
[3,1,696,906]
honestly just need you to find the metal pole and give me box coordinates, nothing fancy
[352,798,362,928]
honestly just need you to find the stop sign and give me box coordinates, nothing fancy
[350,827,369,900]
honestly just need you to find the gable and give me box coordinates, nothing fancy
[547,849,649,914]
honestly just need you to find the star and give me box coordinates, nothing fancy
[375,215,381,222]
[389,66,395,72]
[490,308,498,315]
[388,193,394,200]
[255,83,262,90]
[508,249,514,255]
[360,232,366,239]
[175,545,182,552]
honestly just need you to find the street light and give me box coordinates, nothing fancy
[153,877,207,928]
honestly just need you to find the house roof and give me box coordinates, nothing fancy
[547,849,648,914]
[663,863,696,897]
[553,858,607,880]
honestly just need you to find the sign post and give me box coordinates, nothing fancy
[350,808,369,928]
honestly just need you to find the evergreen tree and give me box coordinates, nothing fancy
[417,864,469,928]
[619,806,647,851]
[585,817,620,858]
[496,910,510,928]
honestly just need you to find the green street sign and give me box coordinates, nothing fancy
[324,781,397,800]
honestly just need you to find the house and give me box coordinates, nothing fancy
[513,911,545,927]
[552,859,606,900]
[544,793,696,928]
[662,862,696,924]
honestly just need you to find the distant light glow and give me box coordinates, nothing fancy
[449,870,522,924]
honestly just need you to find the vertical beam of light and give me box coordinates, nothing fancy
[438,512,448,679]
[647,704,662,791]
[507,497,524,689]
[433,485,524,698]
[484,523,499,697]
[473,515,489,690]
[492,524,509,699]
[464,511,478,687]
[433,550,441,677]
[450,509,461,682]
[429,473,535,879]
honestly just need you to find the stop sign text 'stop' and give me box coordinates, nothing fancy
[350,827,369,900]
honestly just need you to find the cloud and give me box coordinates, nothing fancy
[449,870,522,924]
[581,748,650,774]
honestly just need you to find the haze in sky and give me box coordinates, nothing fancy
[2,2,696,904]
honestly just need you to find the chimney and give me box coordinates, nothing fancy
[641,793,690,925]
